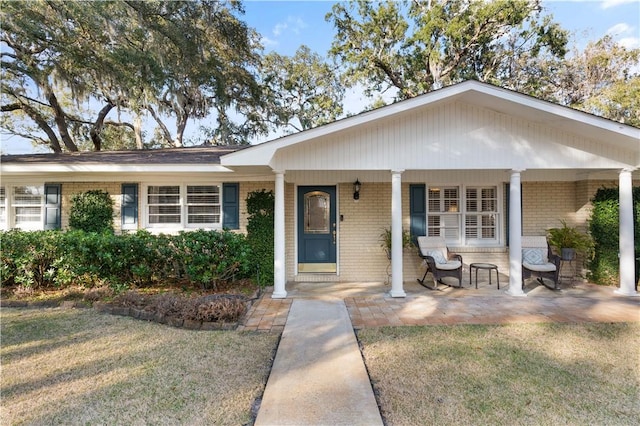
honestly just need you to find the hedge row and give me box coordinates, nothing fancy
[0,229,254,291]
[588,187,640,285]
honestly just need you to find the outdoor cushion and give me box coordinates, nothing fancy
[426,249,448,264]
[435,260,462,271]
[523,261,556,273]
[522,248,546,265]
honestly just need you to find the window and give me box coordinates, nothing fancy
[13,185,44,229]
[146,184,221,228]
[465,187,498,240]
[0,187,6,228]
[427,187,460,239]
[187,185,220,225]
[422,185,500,245]
[148,186,181,224]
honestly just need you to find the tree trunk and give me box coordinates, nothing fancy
[44,85,78,151]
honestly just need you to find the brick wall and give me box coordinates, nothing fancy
[54,178,636,285]
[61,182,123,232]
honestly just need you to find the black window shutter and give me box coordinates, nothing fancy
[121,184,138,229]
[44,184,62,230]
[409,184,426,244]
[222,183,239,229]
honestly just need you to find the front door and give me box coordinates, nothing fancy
[298,186,337,273]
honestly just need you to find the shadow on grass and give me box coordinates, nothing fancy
[357,322,640,425]
[1,307,279,425]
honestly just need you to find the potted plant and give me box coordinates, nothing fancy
[547,220,594,261]
[379,228,413,259]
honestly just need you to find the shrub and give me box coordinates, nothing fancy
[0,229,253,292]
[173,229,252,290]
[246,189,275,286]
[588,187,640,285]
[69,190,114,233]
[0,230,67,288]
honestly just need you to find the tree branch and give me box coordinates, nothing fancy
[1,103,22,112]
[89,102,115,151]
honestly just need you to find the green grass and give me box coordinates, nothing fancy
[358,323,640,425]
[1,307,278,425]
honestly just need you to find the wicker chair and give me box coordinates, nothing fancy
[521,236,561,290]
[417,236,464,289]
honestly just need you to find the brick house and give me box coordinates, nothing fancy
[2,81,638,296]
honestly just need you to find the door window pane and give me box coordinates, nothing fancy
[304,192,330,234]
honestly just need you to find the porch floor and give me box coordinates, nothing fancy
[239,277,640,332]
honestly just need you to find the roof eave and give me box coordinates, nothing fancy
[0,163,234,174]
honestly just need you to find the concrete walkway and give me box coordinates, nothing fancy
[245,280,639,425]
[254,299,383,426]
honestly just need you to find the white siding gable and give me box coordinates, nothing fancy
[272,101,635,171]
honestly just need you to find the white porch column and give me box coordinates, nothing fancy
[390,170,406,297]
[507,169,526,296]
[272,170,287,299]
[615,168,638,296]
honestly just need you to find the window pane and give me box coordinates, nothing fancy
[14,186,43,205]
[304,192,330,234]
[15,207,42,223]
[188,205,220,224]
[464,186,498,241]
[482,199,496,211]
[149,205,181,215]
[149,186,179,195]
[148,186,181,225]
[13,186,43,225]
[187,186,219,204]
[149,214,181,224]
[0,187,5,225]
[187,186,220,225]
[428,188,440,212]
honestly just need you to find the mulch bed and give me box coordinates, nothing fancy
[1,284,262,331]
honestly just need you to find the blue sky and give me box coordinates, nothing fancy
[244,0,640,56]
[2,0,639,154]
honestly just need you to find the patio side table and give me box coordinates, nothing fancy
[469,263,500,289]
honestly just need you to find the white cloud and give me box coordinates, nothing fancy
[601,0,638,9]
[261,36,278,48]
[606,22,640,48]
[619,36,640,49]
[607,22,632,35]
[273,22,288,37]
[271,16,308,37]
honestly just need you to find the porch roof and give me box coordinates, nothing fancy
[220,81,640,170]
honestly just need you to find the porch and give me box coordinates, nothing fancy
[239,279,640,332]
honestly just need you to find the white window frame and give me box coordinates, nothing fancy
[142,182,222,231]
[0,186,6,230]
[425,183,502,247]
[464,186,499,245]
[1,184,45,231]
[427,186,461,243]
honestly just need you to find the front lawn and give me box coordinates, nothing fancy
[359,323,640,425]
[1,308,278,425]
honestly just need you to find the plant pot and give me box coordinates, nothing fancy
[561,248,576,261]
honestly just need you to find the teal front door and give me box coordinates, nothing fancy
[298,186,337,273]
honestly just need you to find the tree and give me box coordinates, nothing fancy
[327,0,568,102]
[262,45,344,133]
[549,36,640,127]
[1,0,266,152]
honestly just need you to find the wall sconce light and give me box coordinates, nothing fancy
[353,179,361,200]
